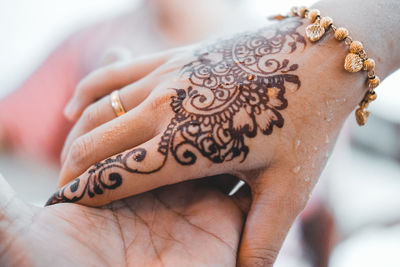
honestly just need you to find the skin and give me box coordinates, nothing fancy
[0,0,239,162]
[0,174,250,267]
[51,0,400,266]
[53,20,338,266]
[1,0,396,266]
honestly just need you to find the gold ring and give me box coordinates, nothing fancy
[110,90,126,117]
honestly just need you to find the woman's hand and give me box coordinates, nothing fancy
[0,174,246,267]
[49,17,375,266]
[50,0,400,261]
[58,19,322,195]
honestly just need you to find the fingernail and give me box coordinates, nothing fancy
[64,101,77,121]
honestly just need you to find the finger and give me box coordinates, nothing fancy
[60,77,156,164]
[64,50,173,121]
[47,135,222,207]
[237,167,313,267]
[58,96,166,188]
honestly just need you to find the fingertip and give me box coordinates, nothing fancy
[44,192,59,206]
[63,101,79,122]
[46,175,115,207]
[46,177,80,206]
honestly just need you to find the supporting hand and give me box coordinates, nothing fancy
[0,174,246,267]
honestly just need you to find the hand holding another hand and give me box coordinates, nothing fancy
[49,8,398,264]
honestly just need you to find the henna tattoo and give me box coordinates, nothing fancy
[45,147,162,205]
[46,155,124,205]
[161,20,305,165]
[46,20,306,205]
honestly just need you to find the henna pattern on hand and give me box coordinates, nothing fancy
[46,155,125,206]
[47,20,306,205]
[165,20,305,165]
[45,149,151,205]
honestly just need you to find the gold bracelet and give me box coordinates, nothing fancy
[271,6,380,126]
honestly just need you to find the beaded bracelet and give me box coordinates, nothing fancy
[271,6,380,126]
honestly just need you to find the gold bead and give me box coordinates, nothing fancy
[298,6,307,17]
[355,108,369,126]
[349,41,363,54]
[307,9,320,23]
[320,16,333,29]
[366,91,377,102]
[306,23,326,42]
[368,76,380,89]
[344,53,363,72]
[363,58,375,71]
[334,27,349,41]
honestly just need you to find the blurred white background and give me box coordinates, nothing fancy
[0,1,399,267]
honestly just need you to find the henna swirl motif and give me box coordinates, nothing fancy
[47,20,306,204]
[167,20,306,165]
[45,148,150,205]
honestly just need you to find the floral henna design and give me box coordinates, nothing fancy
[47,20,306,204]
[161,20,305,165]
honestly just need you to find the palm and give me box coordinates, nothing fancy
[1,180,245,267]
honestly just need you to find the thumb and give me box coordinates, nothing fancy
[238,168,312,267]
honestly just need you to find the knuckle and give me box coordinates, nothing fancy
[240,247,279,267]
[148,91,174,114]
[104,65,120,80]
[76,65,120,97]
[67,137,94,169]
[80,104,100,129]
[104,63,129,86]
